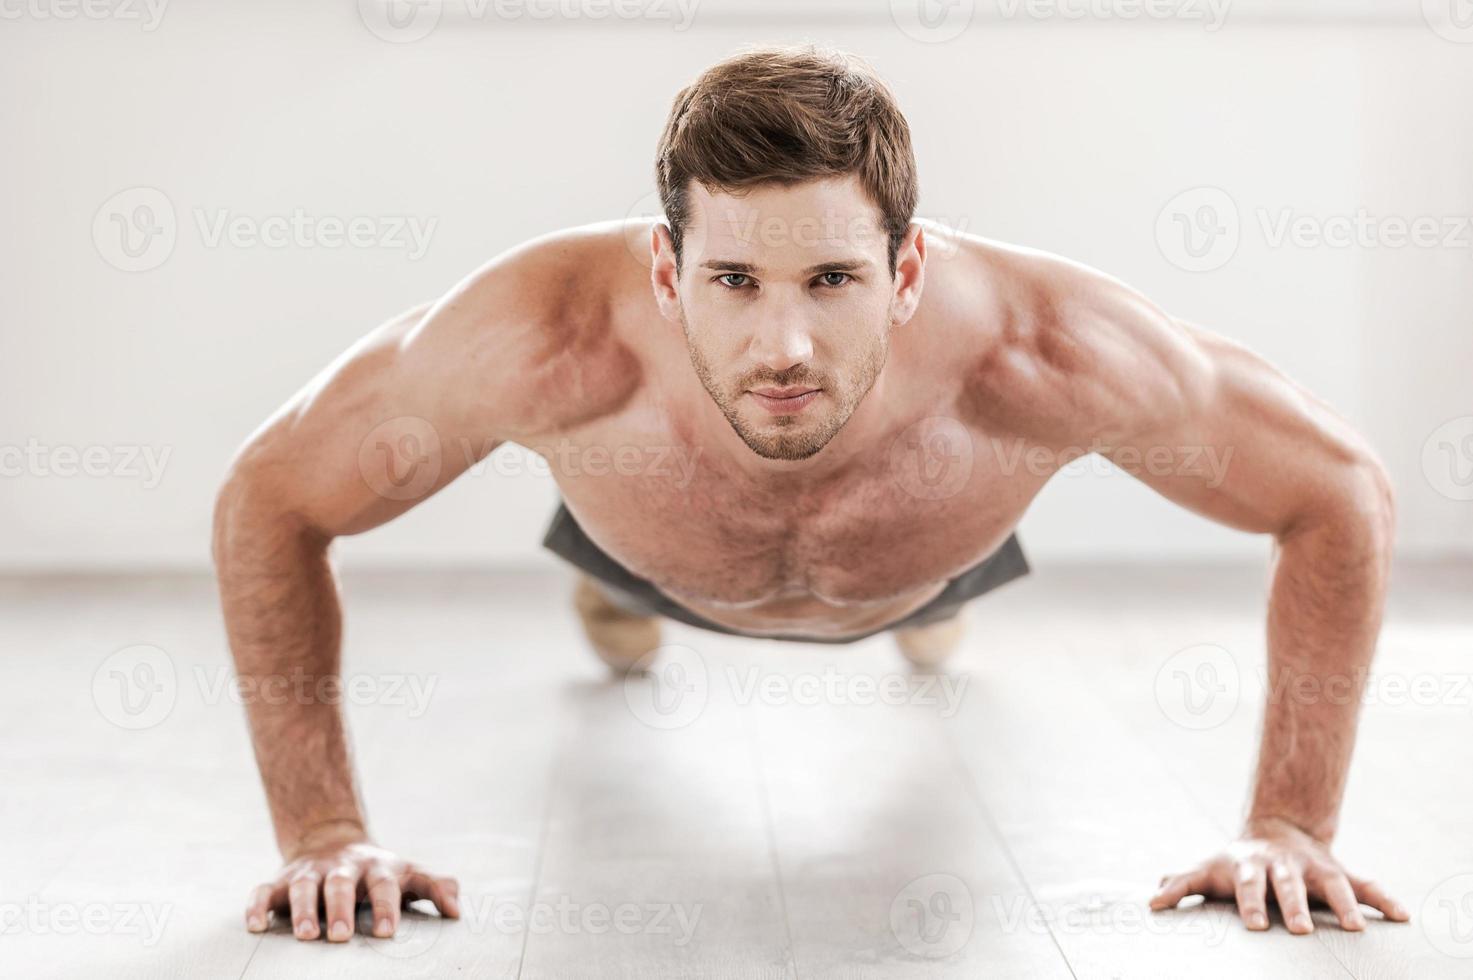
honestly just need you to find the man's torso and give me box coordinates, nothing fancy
[519,220,1067,641]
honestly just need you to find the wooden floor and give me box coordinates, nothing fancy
[3,560,1471,979]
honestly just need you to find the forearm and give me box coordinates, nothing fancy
[213,482,367,859]
[1249,475,1394,842]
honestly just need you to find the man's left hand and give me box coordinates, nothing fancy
[1149,816,1410,933]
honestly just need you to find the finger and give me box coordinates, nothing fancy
[322,865,361,942]
[403,871,461,919]
[1348,874,1411,922]
[288,870,323,941]
[245,883,276,933]
[1269,860,1313,934]
[1150,869,1209,911]
[1311,869,1366,931]
[1233,862,1269,931]
[365,865,402,938]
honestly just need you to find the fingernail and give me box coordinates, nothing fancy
[247,914,265,932]
[1392,903,1409,920]
[1293,913,1313,932]
[329,920,350,942]
[1349,915,1366,930]
[295,919,315,939]
[376,917,393,937]
[446,896,460,918]
[1250,912,1268,929]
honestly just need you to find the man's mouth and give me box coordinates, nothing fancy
[747,386,822,415]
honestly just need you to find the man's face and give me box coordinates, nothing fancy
[657,176,915,462]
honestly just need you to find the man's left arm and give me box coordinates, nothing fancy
[1030,267,1410,934]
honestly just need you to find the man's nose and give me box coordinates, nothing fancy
[748,312,814,373]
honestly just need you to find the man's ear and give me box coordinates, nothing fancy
[650,223,682,321]
[890,222,926,326]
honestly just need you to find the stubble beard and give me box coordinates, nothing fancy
[680,310,887,462]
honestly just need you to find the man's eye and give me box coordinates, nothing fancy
[816,272,851,288]
[717,273,752,289]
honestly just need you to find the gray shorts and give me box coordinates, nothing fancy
[540,500,1030,645]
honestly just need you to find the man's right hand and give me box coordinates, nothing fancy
[245,833,461,942]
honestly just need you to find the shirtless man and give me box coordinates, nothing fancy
[211,44,1409,946]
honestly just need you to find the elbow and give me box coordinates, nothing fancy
[211,453,321,572]
[1319,453,1397,564]
[1277,452,1396,562]
[1350,452,1396,555]
[211,462,263,571]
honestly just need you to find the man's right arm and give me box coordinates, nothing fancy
[211,232,626,942]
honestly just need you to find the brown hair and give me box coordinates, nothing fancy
[655,44,919,277]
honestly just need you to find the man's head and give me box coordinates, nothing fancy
[650,45,925,462]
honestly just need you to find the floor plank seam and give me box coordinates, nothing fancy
[937,710,1081,980]
[512,709,567,980]
[235,933,263,979]
[741,704,802,980]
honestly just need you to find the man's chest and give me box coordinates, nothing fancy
[542,423,1044,610]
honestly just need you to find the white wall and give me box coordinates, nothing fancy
[2,1,1469,570]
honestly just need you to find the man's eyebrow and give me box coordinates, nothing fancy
[805,259,872,275]
[698,258,874,275]
[700,259,759,274]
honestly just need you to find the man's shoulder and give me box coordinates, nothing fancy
[443,220,645,341]
[405,221,654,440]
[936,229,1212,445]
